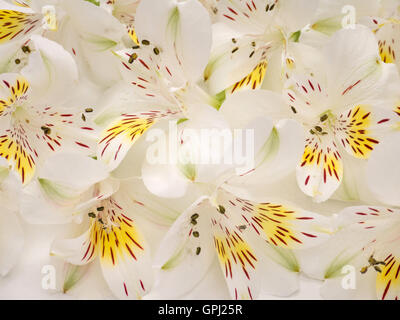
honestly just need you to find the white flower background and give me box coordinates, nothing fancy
[0,0,400,300]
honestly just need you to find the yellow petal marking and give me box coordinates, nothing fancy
[0,10,41,44]
[252,203,310,248]
[229,60,267,94]
[82,203,145,267]
[379,39,396,63]
[127,25,139,45]
[395,103,400,117]
[212,220,257,300]
[99,114,156,159]
[376,254,400,300]
[0,77,29,115]
[300,143,343,184]
[337,105,380,159]
[98,215,144,266]
[0,135,35,184]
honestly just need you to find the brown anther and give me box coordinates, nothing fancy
[41,126,51,135]
[22,46,31,53]
[129,53,138,64]
[360,266,368,274]
[374,266,382,273]
[320,114,328,122]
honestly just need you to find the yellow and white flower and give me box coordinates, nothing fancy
[301,204,400,300]
[20,152,185,299]
[95,0,216,171]
[0,35,96,185]
[142,94,333,300]
[226,26,400,203]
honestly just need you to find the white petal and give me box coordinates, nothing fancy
[366,132,400,206]
[0,208,23,276]
[174,0,212,82]
[230,119,304,187]
[51,227,94,266]
[151,197,215,299]
[320,267,376,300]
[276,0,319,32]
[20,180,79,224]
[324,26,383,110]
[259,254,300,297]
[181,105,232,183]
[38,153,109,191]
[61,0,126,43]
[21,35,79,105]
[119,178,192,226]
[135,0,212,82]
[141,161,189,199]
[219,89,290,126]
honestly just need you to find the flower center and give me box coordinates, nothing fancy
[308,110,335,137]
[88,204,120,232]
[360,254,386,274]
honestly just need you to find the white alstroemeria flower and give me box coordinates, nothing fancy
[242,26,400,203]
[95,0,215,171]
[0,0,124,47]
[0,35,96,185]
[0,160,23,276]
[301,0,400,73]
[143,93,332,300]
[300,204,400,300]
[20,152,187,299]
[204,0,319,95]
[0,0,127,86]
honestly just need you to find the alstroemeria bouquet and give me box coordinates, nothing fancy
[0,0,400,300]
